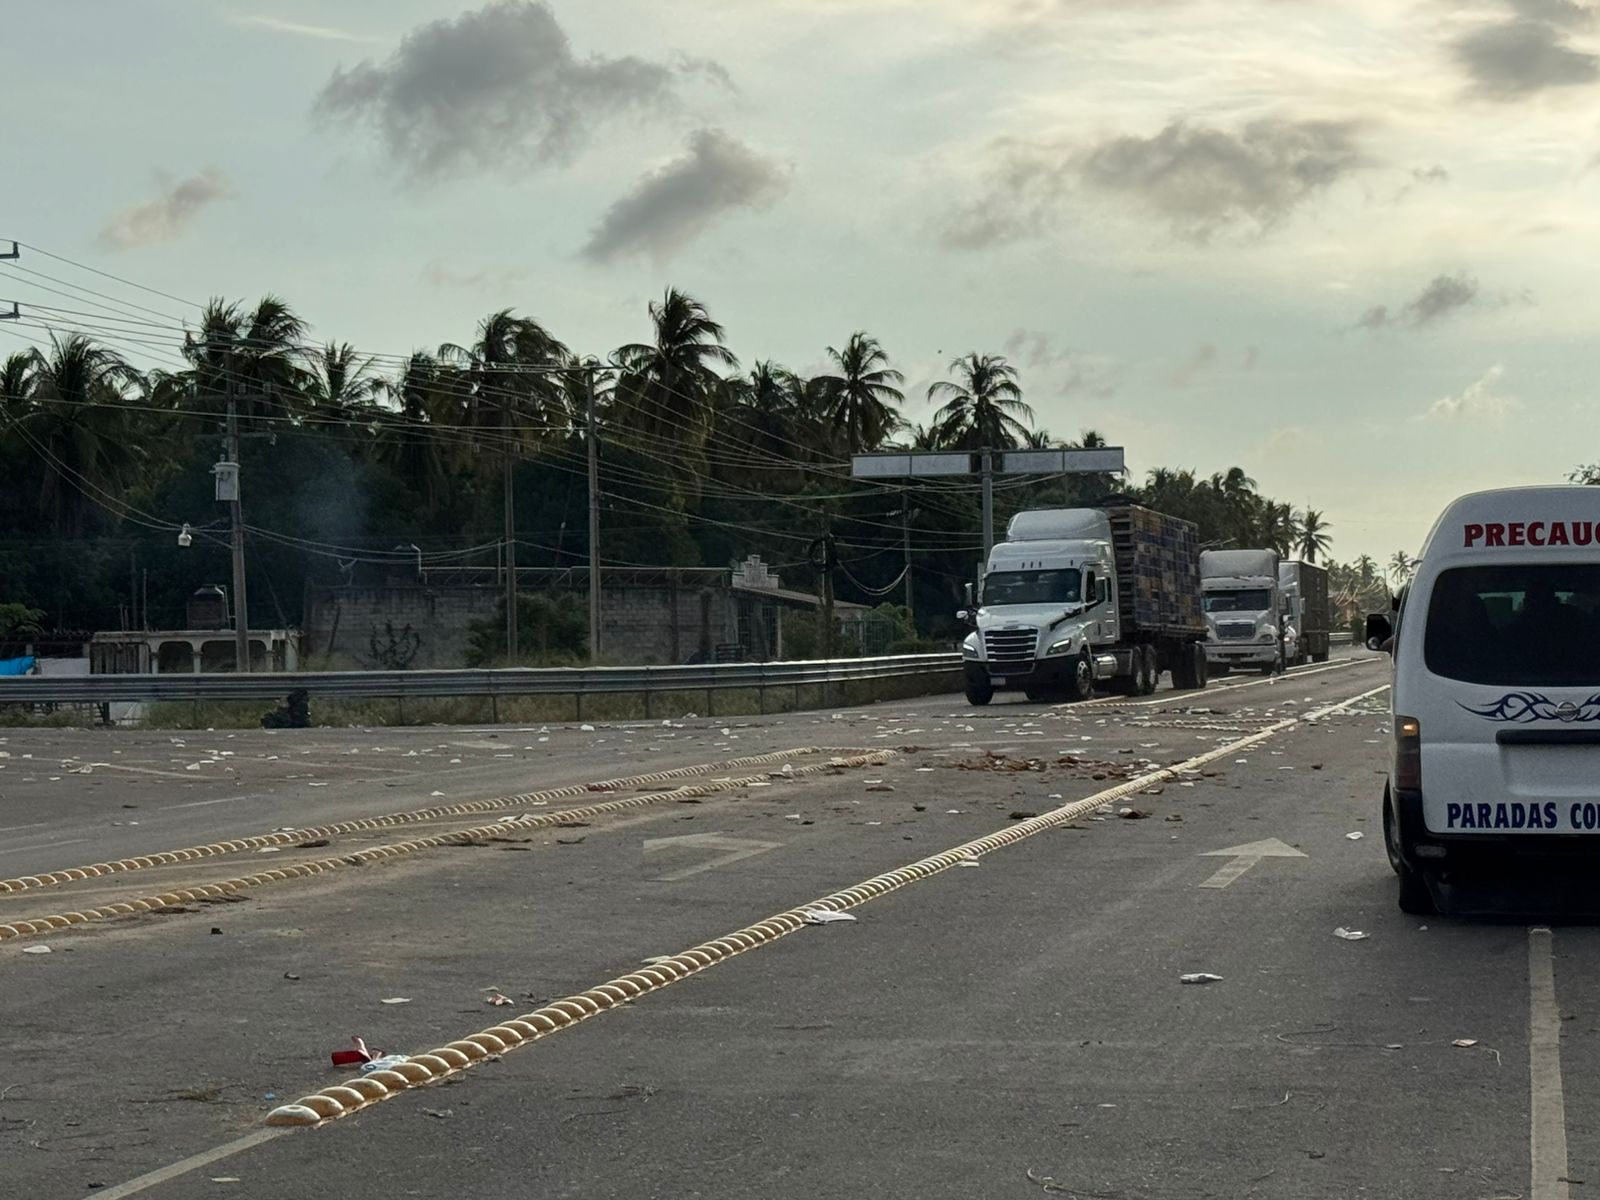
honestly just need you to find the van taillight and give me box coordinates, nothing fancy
[1395,715,1421,791]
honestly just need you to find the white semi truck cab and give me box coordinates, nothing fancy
[960,504,1208,704]
[1200,549,1284,674]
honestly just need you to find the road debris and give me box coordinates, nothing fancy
[1180,973,1223,985]
[331,1037,380,1067]
[1345,832,1364,841]
[379,997,412,1005]
[485,992,513,1007]
[1333,927,1370,941]
[801,909,857,925]
[1117,808,1151,820]
[1452,1038,1479,1048]
[20,945,51,955]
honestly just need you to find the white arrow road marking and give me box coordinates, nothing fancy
[1197,837,1306,889]
[643,832,783,882]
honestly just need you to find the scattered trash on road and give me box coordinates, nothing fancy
[1345,832,1364,841]
[1180,973,1223,985]
[379,997,412,1005]
[283,972,300,981]
[360,1054,411,1075]
[801,909,857,925]
[1008,810,1038,820]
[331,1036,380,1066]
[1117,808,1151,820]
[21,945,51,955]
[485,993,513,1007]
[866,784,895,792]
[1333,927,1369,941]
[1452,1038,1479,1048]
[579,724,596,732]
[957,859,980,868]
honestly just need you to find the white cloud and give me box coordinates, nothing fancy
[232,14,372,43]
[1422,364,1518,422]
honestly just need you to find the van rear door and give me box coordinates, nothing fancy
[1418,563,1600,835]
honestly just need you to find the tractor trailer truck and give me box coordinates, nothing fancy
[960,502,1208,704]
[1200,549,1284,674]
[1278,560,1331,666]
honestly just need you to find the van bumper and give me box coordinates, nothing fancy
[1396,788,1600,868]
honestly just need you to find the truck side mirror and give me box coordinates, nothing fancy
[963,582,976,607]
[1365,613,1393,653]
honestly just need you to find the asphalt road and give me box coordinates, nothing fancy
[5,652,1583,1199]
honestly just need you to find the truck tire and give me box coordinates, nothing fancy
[1024,683,1052,703]
[1137,644,1159,695]
[1171,644,1194,689]
[964,670,993,707]
[1194,645,1209,688]
[1067,649,1095,702]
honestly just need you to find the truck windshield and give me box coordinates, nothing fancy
[983,569,1081,606]
[1424,564,1600,686]
[1203,589,1271,613]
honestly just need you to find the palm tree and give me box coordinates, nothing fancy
[440,309,571,451]
[180,296,310,422]
[376,351,460,515]
[303,342,382,422]
[927,353,1034,450]
[15,333,147,537]
[814,332,905,454]
[1297,509,1332,562]
[1388,551,1419,587]
[614,288,737,459]
[1354,554,1377,589]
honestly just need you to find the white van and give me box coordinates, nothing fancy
[1369,486,1600,913]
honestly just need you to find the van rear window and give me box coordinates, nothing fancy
[1424,565,1600,686]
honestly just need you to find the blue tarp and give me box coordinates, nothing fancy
[0,656,36,676]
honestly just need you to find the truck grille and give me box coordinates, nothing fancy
[984,628,1039,667]
[1217,622,1255,641]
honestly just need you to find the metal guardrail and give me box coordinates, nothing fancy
[0,653,963,710]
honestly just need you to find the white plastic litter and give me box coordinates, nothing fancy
[580,724,596,732]
[801,909,857,925]
[21,945,51,955]
[1452,1038,1478,1048]
[359,1054,411,1074]
[1180,973,1222,985]
[1346,832,1365,841]
[1333,927,1370,941]
[379,997,413,1005]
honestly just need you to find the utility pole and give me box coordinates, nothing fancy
[980,448,995,565]
[585,366,601,665]
[900,489,914,622]
[224,383,249,672]
[818,528,836,659]
[503,449,517,665]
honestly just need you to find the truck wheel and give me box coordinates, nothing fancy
[1024,684,1050,703]
[963,669,993,707]
[1067,650,1095,702]
[1193,645,1209,688]
[1137,645,1159,695]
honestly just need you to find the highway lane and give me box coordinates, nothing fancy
[0,653,1372,881]
[14,656,1543,1200]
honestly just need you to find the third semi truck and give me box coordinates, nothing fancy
[1278,559,1330,666]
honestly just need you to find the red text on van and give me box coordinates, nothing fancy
[1464,522,1597,548]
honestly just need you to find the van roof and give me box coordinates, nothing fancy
[1421,486,1600,562]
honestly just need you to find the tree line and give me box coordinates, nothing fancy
[0,285,1401,654]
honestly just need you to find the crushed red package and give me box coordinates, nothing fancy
[330,1035,380,1067]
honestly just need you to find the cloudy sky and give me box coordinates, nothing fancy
[6,0,1600,564]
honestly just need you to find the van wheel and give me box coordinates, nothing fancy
[1397,860,1435,915]
[1067,650,1095,702]
[1382,790,1403,875]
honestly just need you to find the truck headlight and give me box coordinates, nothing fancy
[961,635,980,658]
[1259,630,1276,642]
[1046,635,1075,656]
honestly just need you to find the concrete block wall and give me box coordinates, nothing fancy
[600,585,736,664]
[303,586,500,669]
